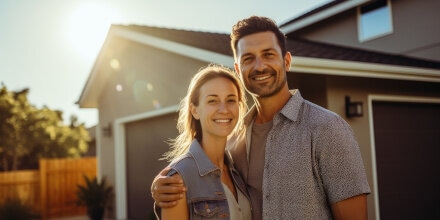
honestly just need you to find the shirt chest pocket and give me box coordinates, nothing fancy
[192,199,229,219]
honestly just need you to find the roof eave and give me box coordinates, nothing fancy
[292,56,440,82]
[281,0,370,34]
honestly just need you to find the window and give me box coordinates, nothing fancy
[358,0,393,42]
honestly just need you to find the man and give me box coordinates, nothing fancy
[152,16,371,219]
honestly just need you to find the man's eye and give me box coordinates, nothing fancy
[208,99,217,104]
[264,52,274,58]
[242,57,252,63]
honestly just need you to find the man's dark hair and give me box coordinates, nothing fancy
[230,16,287,59]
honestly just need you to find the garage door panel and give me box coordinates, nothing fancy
[373,101,440,219]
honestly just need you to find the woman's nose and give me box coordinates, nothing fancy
[217,102,228,113]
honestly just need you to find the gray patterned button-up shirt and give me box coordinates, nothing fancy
[228,90,371,220]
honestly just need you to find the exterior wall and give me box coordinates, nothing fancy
[95,36,210,218]
[287,72,328,107]
[289,0,440,62]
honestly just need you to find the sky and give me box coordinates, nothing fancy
[0,0,331,128]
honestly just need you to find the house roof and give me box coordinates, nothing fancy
[280,0,345,27]
[116,25,232,56]
[116,25,440,70]
[77,24,440,108]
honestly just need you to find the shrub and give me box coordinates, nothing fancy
[76,175,113,220]
[0,197,38,220]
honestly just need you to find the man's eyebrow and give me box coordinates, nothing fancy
[262,48,277,53]
[240,48,276,58]
[240,52,253,58]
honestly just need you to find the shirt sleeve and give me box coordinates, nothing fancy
[315,115,371,204]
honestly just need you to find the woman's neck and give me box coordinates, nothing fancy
[200,136,227,168]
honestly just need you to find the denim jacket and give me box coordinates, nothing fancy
[167,139,250,220]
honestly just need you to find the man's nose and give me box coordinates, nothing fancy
[255,57,267,71]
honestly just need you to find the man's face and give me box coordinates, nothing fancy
[234,31,291,98]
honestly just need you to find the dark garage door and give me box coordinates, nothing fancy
[372,101,440,219]
[125,113,178,220]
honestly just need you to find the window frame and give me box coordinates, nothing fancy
[357,0,394,42]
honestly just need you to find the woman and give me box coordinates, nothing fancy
[160,64,251,220]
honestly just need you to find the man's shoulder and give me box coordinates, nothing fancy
[301,99,347,128]
[303,100,338,118]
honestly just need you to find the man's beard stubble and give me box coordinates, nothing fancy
[245,67,286,98]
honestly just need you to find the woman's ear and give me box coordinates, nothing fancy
[190,104,199,120]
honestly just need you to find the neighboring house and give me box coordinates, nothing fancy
[77,0,440,219]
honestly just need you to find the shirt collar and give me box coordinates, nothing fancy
[244,89,304,124]
[279,89,303,122]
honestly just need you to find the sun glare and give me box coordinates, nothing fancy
[67,2,121,61]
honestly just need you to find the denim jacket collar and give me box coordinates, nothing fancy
[188,139,220,177]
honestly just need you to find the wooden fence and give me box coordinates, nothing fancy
[0,157,96,219]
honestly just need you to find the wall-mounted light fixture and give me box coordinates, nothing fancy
[102,123,112,137]
[345,96,363,118]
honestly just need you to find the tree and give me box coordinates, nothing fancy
[0,85,91,171]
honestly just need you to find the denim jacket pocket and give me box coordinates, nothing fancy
[192,199,229,219]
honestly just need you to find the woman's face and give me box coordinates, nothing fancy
[191,77,240,140]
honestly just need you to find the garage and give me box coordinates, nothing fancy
[372,99,440,219]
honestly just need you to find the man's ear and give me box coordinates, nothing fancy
[284,52,292,71]
[234,62,240,74]
[190,104,199,120]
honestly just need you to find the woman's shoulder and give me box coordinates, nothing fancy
[167,154,197,176]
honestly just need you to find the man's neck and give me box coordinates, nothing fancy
[254,87,291,124]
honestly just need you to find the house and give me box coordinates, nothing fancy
[77,0,440,219]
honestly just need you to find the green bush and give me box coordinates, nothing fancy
[0,197,38,220]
